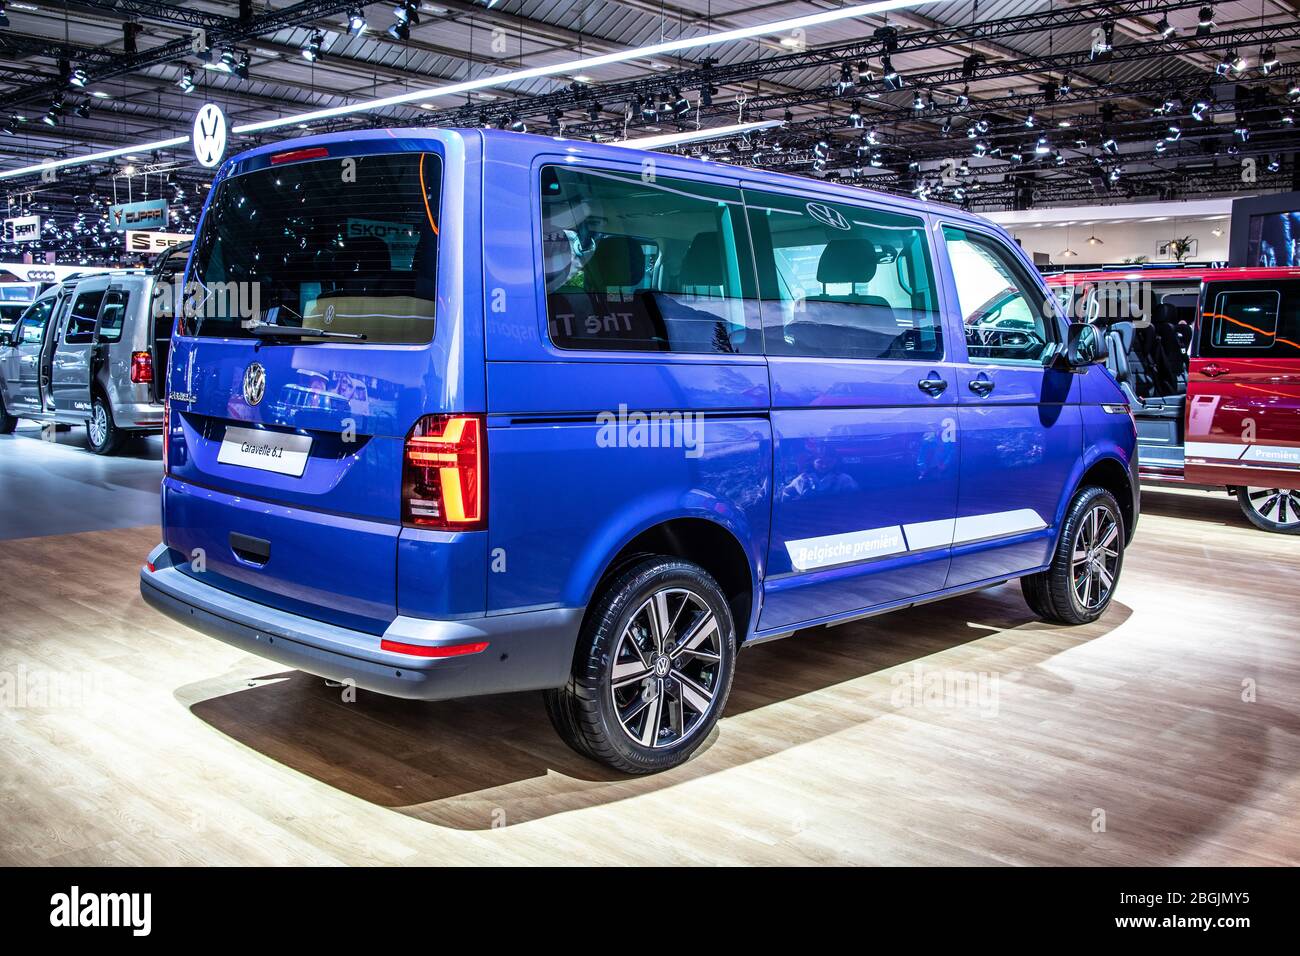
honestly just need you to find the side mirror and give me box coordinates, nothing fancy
[1,331,15,349]
[1064,321,1108,368]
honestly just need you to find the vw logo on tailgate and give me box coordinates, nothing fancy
[243,362,266,406]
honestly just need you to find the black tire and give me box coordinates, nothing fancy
[0,395,16,435]
[1022,486,1125,625]
[86,391,125,455]
[544,556,737,774]
[1235,486,1300,534]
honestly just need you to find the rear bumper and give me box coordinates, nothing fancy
[140,543,582,701]
[113,399,164,430]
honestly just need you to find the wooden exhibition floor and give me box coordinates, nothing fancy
[1,487,1297,865]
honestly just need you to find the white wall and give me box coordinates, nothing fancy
[984,199,1234,268]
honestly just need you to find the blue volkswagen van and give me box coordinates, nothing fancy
[141,129,1138,773]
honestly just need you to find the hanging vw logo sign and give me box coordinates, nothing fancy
[193,103,227,169]
[242,362,266,406]
[806,202,851,231]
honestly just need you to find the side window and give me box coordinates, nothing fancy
[540,165,758,354]
[67,290,105,339]
[1199,282,1300,358]
[97,290,129,343]
[745,190,941,361]
[17,298,53,344]
[943,226,1055,365]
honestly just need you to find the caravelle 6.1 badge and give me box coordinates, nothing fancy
[242,362,266,406]
[193,103,227,169]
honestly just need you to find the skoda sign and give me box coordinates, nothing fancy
[193,103,227,169]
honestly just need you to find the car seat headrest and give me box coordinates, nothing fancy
[816,238,878,285]
[585,236,646,290]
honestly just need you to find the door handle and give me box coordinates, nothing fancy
[1201,363,1230,378]
[968,378,995,396]
[917,376,948,396]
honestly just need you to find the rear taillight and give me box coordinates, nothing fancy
[130,350,153,384]
[402,414,486,530]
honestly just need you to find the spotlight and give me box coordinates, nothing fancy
[1261,47,1278,74]
[640,98,657,122]
[941,118,953,134]
[302,30,325,61]
[1234,118,1250,142]
[1057,75,1072,96]
[961,54,984,80]
[177,66,196,93]
[1101,136,1118,154]
[1267,155,1281,173]
[881,55,903,91]
[588,101,601,122]
[1197,6,1214,37]
[671,88,690,115]
[1108,166,1123,183]
[1155,16,1175,40]
[836,63,855,96]
[1215,51,1234,76]
[69,67,88,88]
[214,48,236,73]
[911,90,924,111]
[386,18,410,40]
[73,102,89,118]
[956,86,970,107]
[508,114,526,133]
[0,0,9,28]
[1167,122,1182,141]
[1035,134,1051,155]
[813,139,830,160]
[1283,110,1296,126]
[1024,111,1036,128]
[848,101,863,127]
[348,6,367,35]
[1289,80,1300,99]
[700,84,716,108]
[1191,96,1210,121]
[1091,21,1114,60]
[1154,139,1167,154]
[234,51,250,80]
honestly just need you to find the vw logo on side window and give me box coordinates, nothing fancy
[806,202,851,231]
[243,362,266,406]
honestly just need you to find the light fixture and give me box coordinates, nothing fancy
[1155,16,1175,40]
[956,85,970,107]
[1211,226,1224,238]
[1267,155,1281,173]
[213,48,236,73]
[849,101,864,127]
[69,67,88,88]
[1167,122,1182,141]
[508,114,526,132]
[1197,6,1214,37]
[302,30,324,62]
[836,63,855,96]
[1101,136,1118,154]
[881,54,903,90]
[1087,235,1103,246]
[912,90,924,111]
[1035,134,1051,154]
[671,88,690,115]
[1191,95,1210,121]
[1057,75,1072,96]
[1283,110,1296,126]
[177,66,196,93]
[1024,111,1036,128]
[1091,21,1114,60]
[348,6,367,34]
[1234,117,1250,142]
[234,51,250,80]
[1261,47,1278,74]
[1289,80,1300,99]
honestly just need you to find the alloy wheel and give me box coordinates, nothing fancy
[1243,487,1300,529]
[1070,504,1120,611]
[88,402,108,448]
[609,587,724,750]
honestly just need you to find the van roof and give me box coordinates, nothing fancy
[221,126,998,234]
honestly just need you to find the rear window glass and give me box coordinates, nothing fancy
[185,152,441,344]
[747,190,941,361]
[1200,282,1300,358]
[540,165,759,354]
[97,290,129,343]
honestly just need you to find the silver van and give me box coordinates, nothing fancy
[0,256,176,454]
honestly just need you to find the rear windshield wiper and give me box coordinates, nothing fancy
[246,322,368,341]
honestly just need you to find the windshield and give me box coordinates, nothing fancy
[184,151,442,344]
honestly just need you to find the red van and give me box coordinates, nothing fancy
[1048,266,1300,533]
